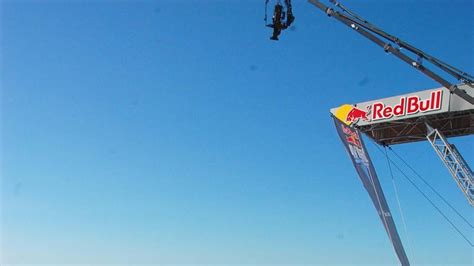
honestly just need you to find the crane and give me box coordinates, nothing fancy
[266,0,474,104]
[307,0,474,207]
[265,1,474,265]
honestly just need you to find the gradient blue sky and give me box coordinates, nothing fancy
[1,0,473,265]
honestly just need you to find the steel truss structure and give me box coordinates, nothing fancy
[426,125,474,206]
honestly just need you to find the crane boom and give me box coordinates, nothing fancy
[308,0,474,104]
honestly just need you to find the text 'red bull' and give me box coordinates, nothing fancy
[372,90,442,121]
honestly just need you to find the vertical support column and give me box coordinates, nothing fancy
[426,124,474,206]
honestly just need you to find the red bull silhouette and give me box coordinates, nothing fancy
[346,106,370,125]
[334,104,372,126]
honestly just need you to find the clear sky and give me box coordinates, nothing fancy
[1,0,473,265]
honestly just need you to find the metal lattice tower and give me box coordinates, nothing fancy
[426,125,474,206]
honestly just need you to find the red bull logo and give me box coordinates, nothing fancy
[342,125,362,147]
[334,104,371,126]
[333,89,444,126]
[341,125,362,148]
[346,106,370,124]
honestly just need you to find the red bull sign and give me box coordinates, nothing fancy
[331,87,450,126]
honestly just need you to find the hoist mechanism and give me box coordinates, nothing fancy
[265,0,295,40]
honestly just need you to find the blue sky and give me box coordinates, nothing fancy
[1,0,473,265]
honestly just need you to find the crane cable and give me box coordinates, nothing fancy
[388,146,474,229]
[384,146,416,264]
[369,140,474,247]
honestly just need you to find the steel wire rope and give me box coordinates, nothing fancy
[384,147,416,264]
[388,146,474,229]
[367,139,473,246]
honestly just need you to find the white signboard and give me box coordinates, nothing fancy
[331,87,451,126]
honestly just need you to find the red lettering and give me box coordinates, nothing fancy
[430,91,435,109]
[383,106,393,118]
[436,90,442,109]
[393,98,405,116]
[407,96,419,114]
[372,103,384,120]
[419,98,430,111]
[365,90,443,122]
